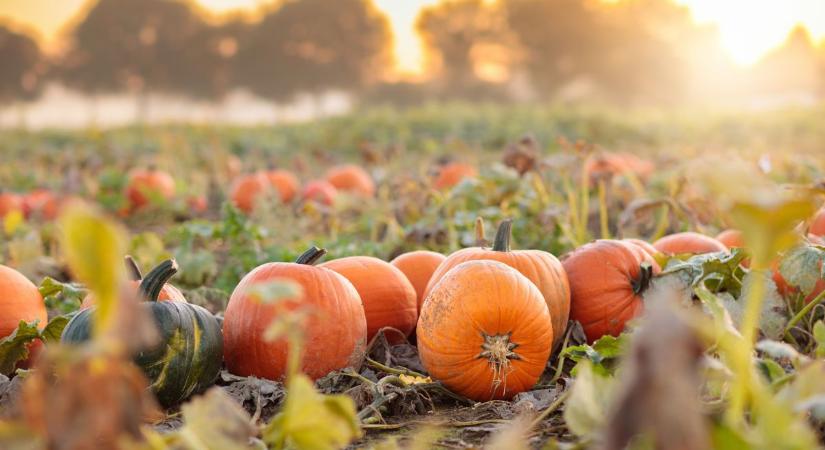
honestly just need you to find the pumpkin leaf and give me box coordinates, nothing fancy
[755,358,787,384]
[175,387,257,450]
[40,315,71,343]
[661,248,748,296]
[563,360,615,438]
[779,244,825,296]
[58,203,128,339]
[38,277,87,314]
[562,334,629,376]
[0,321,41,376]
[262,374,361,450]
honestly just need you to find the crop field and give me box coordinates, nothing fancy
[0,104,824,449]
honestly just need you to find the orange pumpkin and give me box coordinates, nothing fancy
[125,168,176,210]
[811,208,825,237]
[187,195,208,213]
[321,256,417,343]
[653,232,727,255]
[390,250,446,310]
[325,165,375,197]
[584,152,654,181]
[0,264,48,367]
[80,256,186,309]
[433,163,477,190]
[563,240,661,342]
[23,189,60,220]
[230,173,270,213]
[265,169,299,203]
[223,247,367,380]
[424,220,570,347]
[301,180,337,206]
[418,260,554,401]
[716,229,744,249]
[0,192,23,218]
[623,238,658,258]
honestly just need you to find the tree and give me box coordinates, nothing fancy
[0,25,43,103]
[233,0,392,102]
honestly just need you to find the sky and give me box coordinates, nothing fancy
[0,0,824,75]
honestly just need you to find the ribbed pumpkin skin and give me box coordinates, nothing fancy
[265,169,299,203]
[434,163,477,190]
[563,240,660,343]
[301,180,337,206]
[223,261,367,381]
[325,165,375,197]
[80,280,185,309]
[0,192,23,218]
[418,260,553,401]
[811,208,825,237]
[653,232,727,255]
[125,169,176,209]
[0,264,48,367]
[622,238,658,258]
[390,250,445,310]
[62,301,223,407]
[230,173,270,213]
[321,256,417,343]
[424,223,570,348]
[61,260,223,408]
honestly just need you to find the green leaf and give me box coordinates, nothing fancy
[0,321,41,376]
[563,360,614,438]
[779,244,825,296]
[129,232,171,271]
[755,358,787,384]
[58,204,128,338]
[263,374,361,450]
[41,315,71,343]
[562,334,629,376]
[38,277,87,314]
[710,424,752,450]
[813,321,825,358]
[175,387,256,450]
[661,248,748,296]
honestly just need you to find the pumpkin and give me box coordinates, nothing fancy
[653,232,727,255]
[716,229,744,249]
[321,256,417,343]
[811,208,825,237]
[424,220,570,347]
[23,189,60,220]
[80,256,186,309]
[418,260,554,401]
[325,164,375,197]
[125,167,176,210]
[301,180,337,206]
[0,192,23,218]
[563,240,661,342]
[223,247,367,380]
[0,264,48,367]
[390,250,446,310]
[230,173,270,213]
[433,163,477,190]
[62,259,223,408]
[585,152,654,182]
[623,238,658,258]
[265,169,299,203]
[187,195,208,213]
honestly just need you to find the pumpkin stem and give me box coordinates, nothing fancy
[632,262,654,295]
[124,255,143,281]
[478,332,520,396]
[138,259,178,302]
[492,219,513,252]
[295,246,327,265]
[474,217,487,247]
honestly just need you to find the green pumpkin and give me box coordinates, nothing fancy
[62,259,223,408]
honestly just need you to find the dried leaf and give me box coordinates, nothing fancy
[175,388,257,450]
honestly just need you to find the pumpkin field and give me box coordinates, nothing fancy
[0,105,823,449]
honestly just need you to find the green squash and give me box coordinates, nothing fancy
[62,259,223,408]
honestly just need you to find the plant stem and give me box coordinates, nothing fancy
[784,289,825,337]
[529,389,570,430]
[598,178,609,239]
[366,358,427,379]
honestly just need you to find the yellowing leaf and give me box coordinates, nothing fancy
[176,388,256,450]
[3,209,24,235]
[58,203,128,338]
[398,374,432,386]
[563,361,615,439]
[263,374,360,450]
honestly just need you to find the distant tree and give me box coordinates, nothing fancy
[0,25,43,103]
[234,0,391,103]
[416,0,515,90]
[57,0,216,119]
